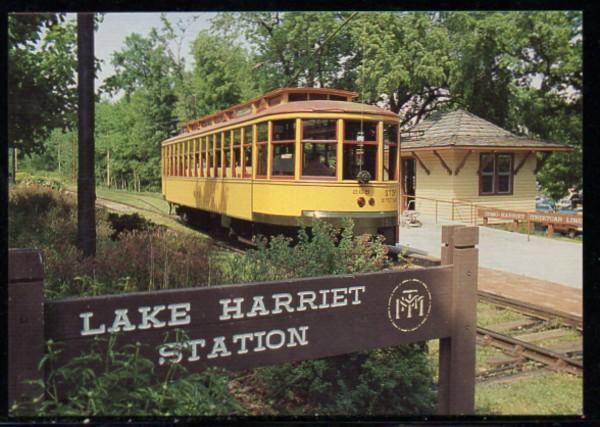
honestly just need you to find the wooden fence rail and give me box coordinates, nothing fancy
[8,225,479,415]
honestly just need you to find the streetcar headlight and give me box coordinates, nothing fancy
[357,197,366,208]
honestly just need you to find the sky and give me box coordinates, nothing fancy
[87,12,217,89]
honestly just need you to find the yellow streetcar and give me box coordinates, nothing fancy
[160,87,401,242]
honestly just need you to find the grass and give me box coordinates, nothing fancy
[475,372,582,415]
[426,301,583,415]
[477,302,530,328]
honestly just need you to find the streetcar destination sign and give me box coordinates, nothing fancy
[44,268,451,371]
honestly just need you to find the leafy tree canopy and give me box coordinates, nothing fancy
[8,14,78,156]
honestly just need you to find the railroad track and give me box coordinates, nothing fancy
[475,293,582,382]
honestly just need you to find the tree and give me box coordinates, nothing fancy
[102,15,182,190]
[212,12,356,92]
[8,14,78,174]
[174,30,260,122]
[346,12,453,126]
[507,11,582,199]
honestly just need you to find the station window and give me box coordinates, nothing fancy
[224,131,232,177]
[383,123,398,181]
[272,119,295,177]
[256,122,268,178]
[242,126,253,178]
[480,153,513,195]
[343,120,377,180]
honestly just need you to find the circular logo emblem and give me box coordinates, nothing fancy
[387,278,432,332]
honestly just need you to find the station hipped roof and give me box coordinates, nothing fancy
[401,109,572,152]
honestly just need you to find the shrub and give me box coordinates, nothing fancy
[9,184,220,299]
[107,212,157,240]
[221,218,388,284]
[10,335,245,416]
[255,345,436,415]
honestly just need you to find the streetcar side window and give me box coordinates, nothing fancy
[199,137,205,177]
[217,132,223,177]
[272,119,295,177]
[207,135,214,178]
[302,119,337,178]
[242,126,253,178]
[343,120,377,181]
[256,122,268,178]
[383,123,398,181]
[224,130,232,177]
[233,128,241,178]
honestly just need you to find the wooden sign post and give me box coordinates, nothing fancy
[8,225,478,415]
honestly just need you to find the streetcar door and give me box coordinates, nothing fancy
[402,157,416,210]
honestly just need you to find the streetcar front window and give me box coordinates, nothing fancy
[343,120,377,181]
[302,142,336,177]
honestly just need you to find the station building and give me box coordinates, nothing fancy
[400,109,572,222]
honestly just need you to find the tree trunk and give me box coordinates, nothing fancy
[77,13,96,258]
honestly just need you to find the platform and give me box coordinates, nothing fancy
[478,267,581,319]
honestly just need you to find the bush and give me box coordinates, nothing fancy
[107,212,157,240]
[9,185,220,299]
[10,335,245,416]
[255,346,436,415]
[221,218,388,284]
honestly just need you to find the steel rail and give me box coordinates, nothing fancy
[477,290,582,330]
[477,326,582,376]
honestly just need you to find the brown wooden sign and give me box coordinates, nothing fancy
[9,225,478,415]
[45,266,453,372]
[478,207,582,226]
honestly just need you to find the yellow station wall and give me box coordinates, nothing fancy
[407,149,537,224]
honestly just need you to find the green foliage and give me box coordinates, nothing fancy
[256,345,435,415]
[11,336,244,416]
[9,185,220,299]
[175,30,260,122]
[107,212,157,240]
[222,218,387,284]
[8,14,77,156]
